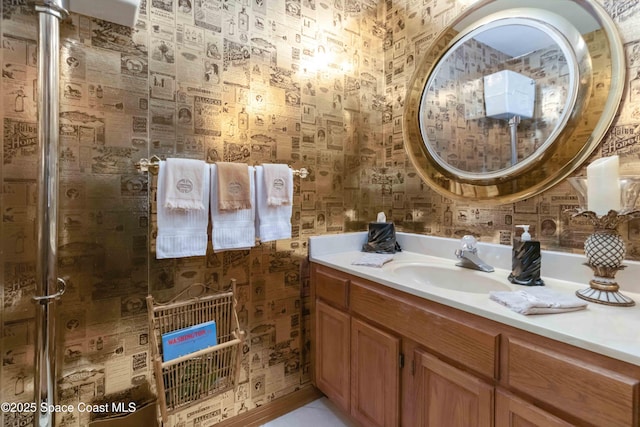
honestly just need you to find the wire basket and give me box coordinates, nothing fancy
[146,280,244,421]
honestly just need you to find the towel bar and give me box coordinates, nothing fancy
[135,156,308,179]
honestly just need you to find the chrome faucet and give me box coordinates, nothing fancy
[455,235,494,272]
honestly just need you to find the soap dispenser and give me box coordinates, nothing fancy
[508,225,544,286]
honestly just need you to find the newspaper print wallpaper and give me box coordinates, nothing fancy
[2,0,385,425]
[2,0,640,426]
[377,0,640,256]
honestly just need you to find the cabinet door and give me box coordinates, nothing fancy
[495,389,573,427]
[414,350,493,427]
[315,300,351,413]
[351,317,400,427]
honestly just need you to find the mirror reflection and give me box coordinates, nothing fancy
[420,21,574,176]
[403,0,626,204]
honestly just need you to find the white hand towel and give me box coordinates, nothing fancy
[156,161,209,258]
[489,287,588,315]
[163,158,207,210]
[210,164,256,251]
[352,253,394,268]
[255,166,293,242]
[262,163,293,206]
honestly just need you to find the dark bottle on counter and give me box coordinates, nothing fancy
[508,225,544,286]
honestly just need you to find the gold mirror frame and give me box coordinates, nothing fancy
[403,0,625,204]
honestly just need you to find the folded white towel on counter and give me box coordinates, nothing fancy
[255,165,293,242]
[489,287,587,315]
[262,163,292,206]
[351,253,394,268]
[210,164,256,251]
[156,160,209,258]
[162,158,207,210]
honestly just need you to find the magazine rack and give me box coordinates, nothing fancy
[146,280,245,422]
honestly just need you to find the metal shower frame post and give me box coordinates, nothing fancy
[33,1,68,426]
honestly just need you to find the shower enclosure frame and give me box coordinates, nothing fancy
[31,2,140,424]
[33,1,68,426]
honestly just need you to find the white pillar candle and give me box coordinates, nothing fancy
[587,155,620,215]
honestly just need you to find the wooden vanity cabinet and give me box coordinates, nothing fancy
[313,266,401,427]
[311,263,640,427]
[313,263,493,427]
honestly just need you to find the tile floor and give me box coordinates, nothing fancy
[261,397,357,427]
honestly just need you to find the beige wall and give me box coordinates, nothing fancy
[1,0,640,426]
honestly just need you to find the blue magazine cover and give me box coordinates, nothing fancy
[161,320,218,362]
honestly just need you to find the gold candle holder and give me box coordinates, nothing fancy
[567,177,640,307]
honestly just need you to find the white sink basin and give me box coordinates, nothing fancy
[390,262,511,293]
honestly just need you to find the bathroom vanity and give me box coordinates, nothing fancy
[309,233,640,427]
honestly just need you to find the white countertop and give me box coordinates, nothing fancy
[309,232,640,367]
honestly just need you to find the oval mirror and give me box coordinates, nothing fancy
[403,0,625,203]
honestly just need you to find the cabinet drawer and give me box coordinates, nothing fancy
[350,280,499,379]
[505,337,640,427]
[314,266,349,309]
